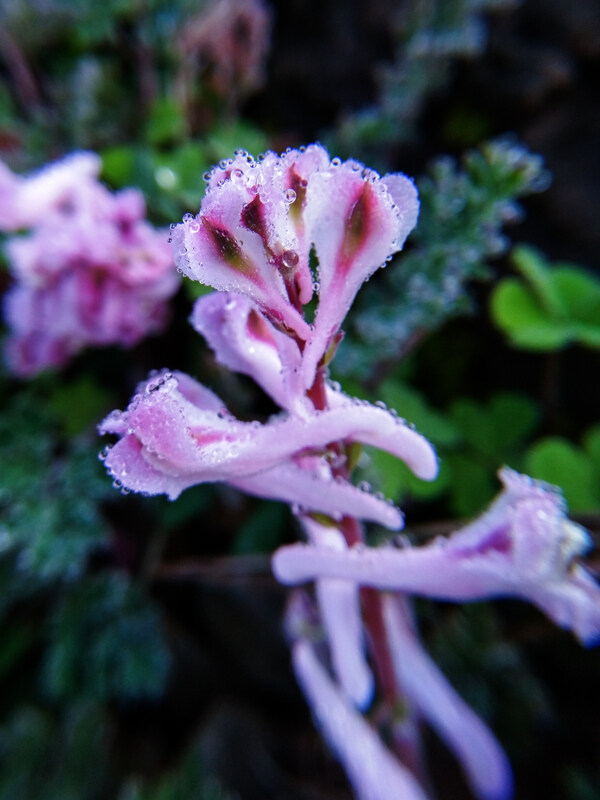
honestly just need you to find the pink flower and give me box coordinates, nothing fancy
[99,369,437,528]
[0,152,101,232]
[3,165,178,376]
[171,144,418,389]
[273,468,600,644]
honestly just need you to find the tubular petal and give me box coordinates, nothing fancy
[383,596,513,800]
[292,638,430,800]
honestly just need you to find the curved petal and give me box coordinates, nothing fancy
[301,166,419,387]
[292,638,429,800]
[383,596,512,800]
[272,470,600,645]
[172,166,311,339]
[191,292,304,411]
[303,518,374,709]
[233,463,403,529]
[101,375,437,497]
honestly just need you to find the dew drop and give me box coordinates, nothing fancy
[375,400,388,410]
[284,188,297,203]
[331,157,342,167]
[282,249,299,268]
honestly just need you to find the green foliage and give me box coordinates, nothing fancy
[491,245,600,350]
[333,0,517,165]
[338,138,548,379]
[233,499,290,555]
[354,374,542,517]
[43,574,170,703]
[102,120,269,221]
[0,702,115,800]
[0,392,112,581]
[524,430,600,512]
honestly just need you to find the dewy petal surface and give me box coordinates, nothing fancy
[101,373,437,496]
[292,637,429,800]
[272,470,600,644]
[301,164,419,387]
[191,291,304,412]
[233,465,403,529]
[383,596,513,800]
[172,162,311,339]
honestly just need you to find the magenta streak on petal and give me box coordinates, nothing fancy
[292,638,430,800]
[383,596,513,800]
[246,306,277,344]
[336,182,375,276]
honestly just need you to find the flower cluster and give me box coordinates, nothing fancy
[100,144,600,800]
[1,153,178,376]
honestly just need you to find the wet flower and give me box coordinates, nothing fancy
[171,143,419,389]
[291,627,430,800]
[99,369,436,528]
[273,468,600,644]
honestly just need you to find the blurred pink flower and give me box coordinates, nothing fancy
[0,152,101,232]
[2,160,178,376]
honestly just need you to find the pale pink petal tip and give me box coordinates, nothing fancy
[384,596,513,800]
[292,638,429,800]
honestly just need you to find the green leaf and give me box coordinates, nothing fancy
[524,438,600,512]
[145,97,187,146]
[550,267,600,325]
[490,279,570,350]
[445,453,497,517]
[512,245,563,316]
[47,376,112,436]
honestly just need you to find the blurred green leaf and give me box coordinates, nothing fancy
[524,438,600,512]
[491,246,600,351]
[43,574,170,703]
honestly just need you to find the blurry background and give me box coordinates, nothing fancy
[0,0,600,798]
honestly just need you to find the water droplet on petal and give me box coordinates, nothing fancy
[282,249,299,268]
[284,188,297,203]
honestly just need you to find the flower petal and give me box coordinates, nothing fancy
[292,637,429,800]
[383,596,513,800]
[302,518,374,709]
[301,165,419,387]
[102,376,437,499]
[191,291,304,411]
[172,167,311,339]
[233,464,403,529]
[272,470,600,645]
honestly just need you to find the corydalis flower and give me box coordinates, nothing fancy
[99,369,436,528]
[273,468,600,644]
[0,152,101,232]
[171,144,418,389]
[3,162,178,376]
